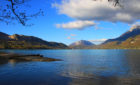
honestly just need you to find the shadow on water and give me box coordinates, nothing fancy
[68,76,118,85]
[99,76,118,85]
[68,75,140,85]
[126,50,140,76]
[0,57,30,67]
[0,57,8,65]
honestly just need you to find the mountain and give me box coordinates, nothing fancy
[0,32,10,40]
[103,25,140,44]
[69,40,95,49]
[93,25,140,49]
[0,32,68,49]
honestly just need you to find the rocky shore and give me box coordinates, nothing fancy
[0,52,61,62]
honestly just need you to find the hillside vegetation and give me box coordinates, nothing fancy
[0,32,68,49]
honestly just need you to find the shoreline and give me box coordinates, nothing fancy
[0,52,61,62]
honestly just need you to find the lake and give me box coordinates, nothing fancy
[0,49,140,85]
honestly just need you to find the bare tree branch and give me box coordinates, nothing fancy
[0,0,43,26]
[9,0,25,25]
[0,0,121,26]
[108,0,121,6]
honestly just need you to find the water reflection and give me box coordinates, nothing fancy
[61,50,130,79]
[0,50,140,85]
[59,50,140,85]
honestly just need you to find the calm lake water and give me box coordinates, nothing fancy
[0,49,140,85]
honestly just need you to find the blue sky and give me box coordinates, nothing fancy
[0,0,139,45]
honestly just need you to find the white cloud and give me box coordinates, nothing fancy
[89,39,107,42]
[67,34,77,40]
[67,36,73,39]
[88,39,107,44]
[70,34,76,36]
[88,39,107,45]
[54,0,140,23]
[56,20,96,30]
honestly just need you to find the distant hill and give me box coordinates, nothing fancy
[93,25,140,49]
[69,40,95,49]
[0,32,10,40]
[0,32,68,49]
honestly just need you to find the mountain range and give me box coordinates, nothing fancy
[92,25,140,49]
[0,25,140,49]
[0,32,68,49]
[69,25,140,49]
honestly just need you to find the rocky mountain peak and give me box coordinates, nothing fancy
[9,34,20,40]
[129,25,140,32]
[70,40,94,46]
